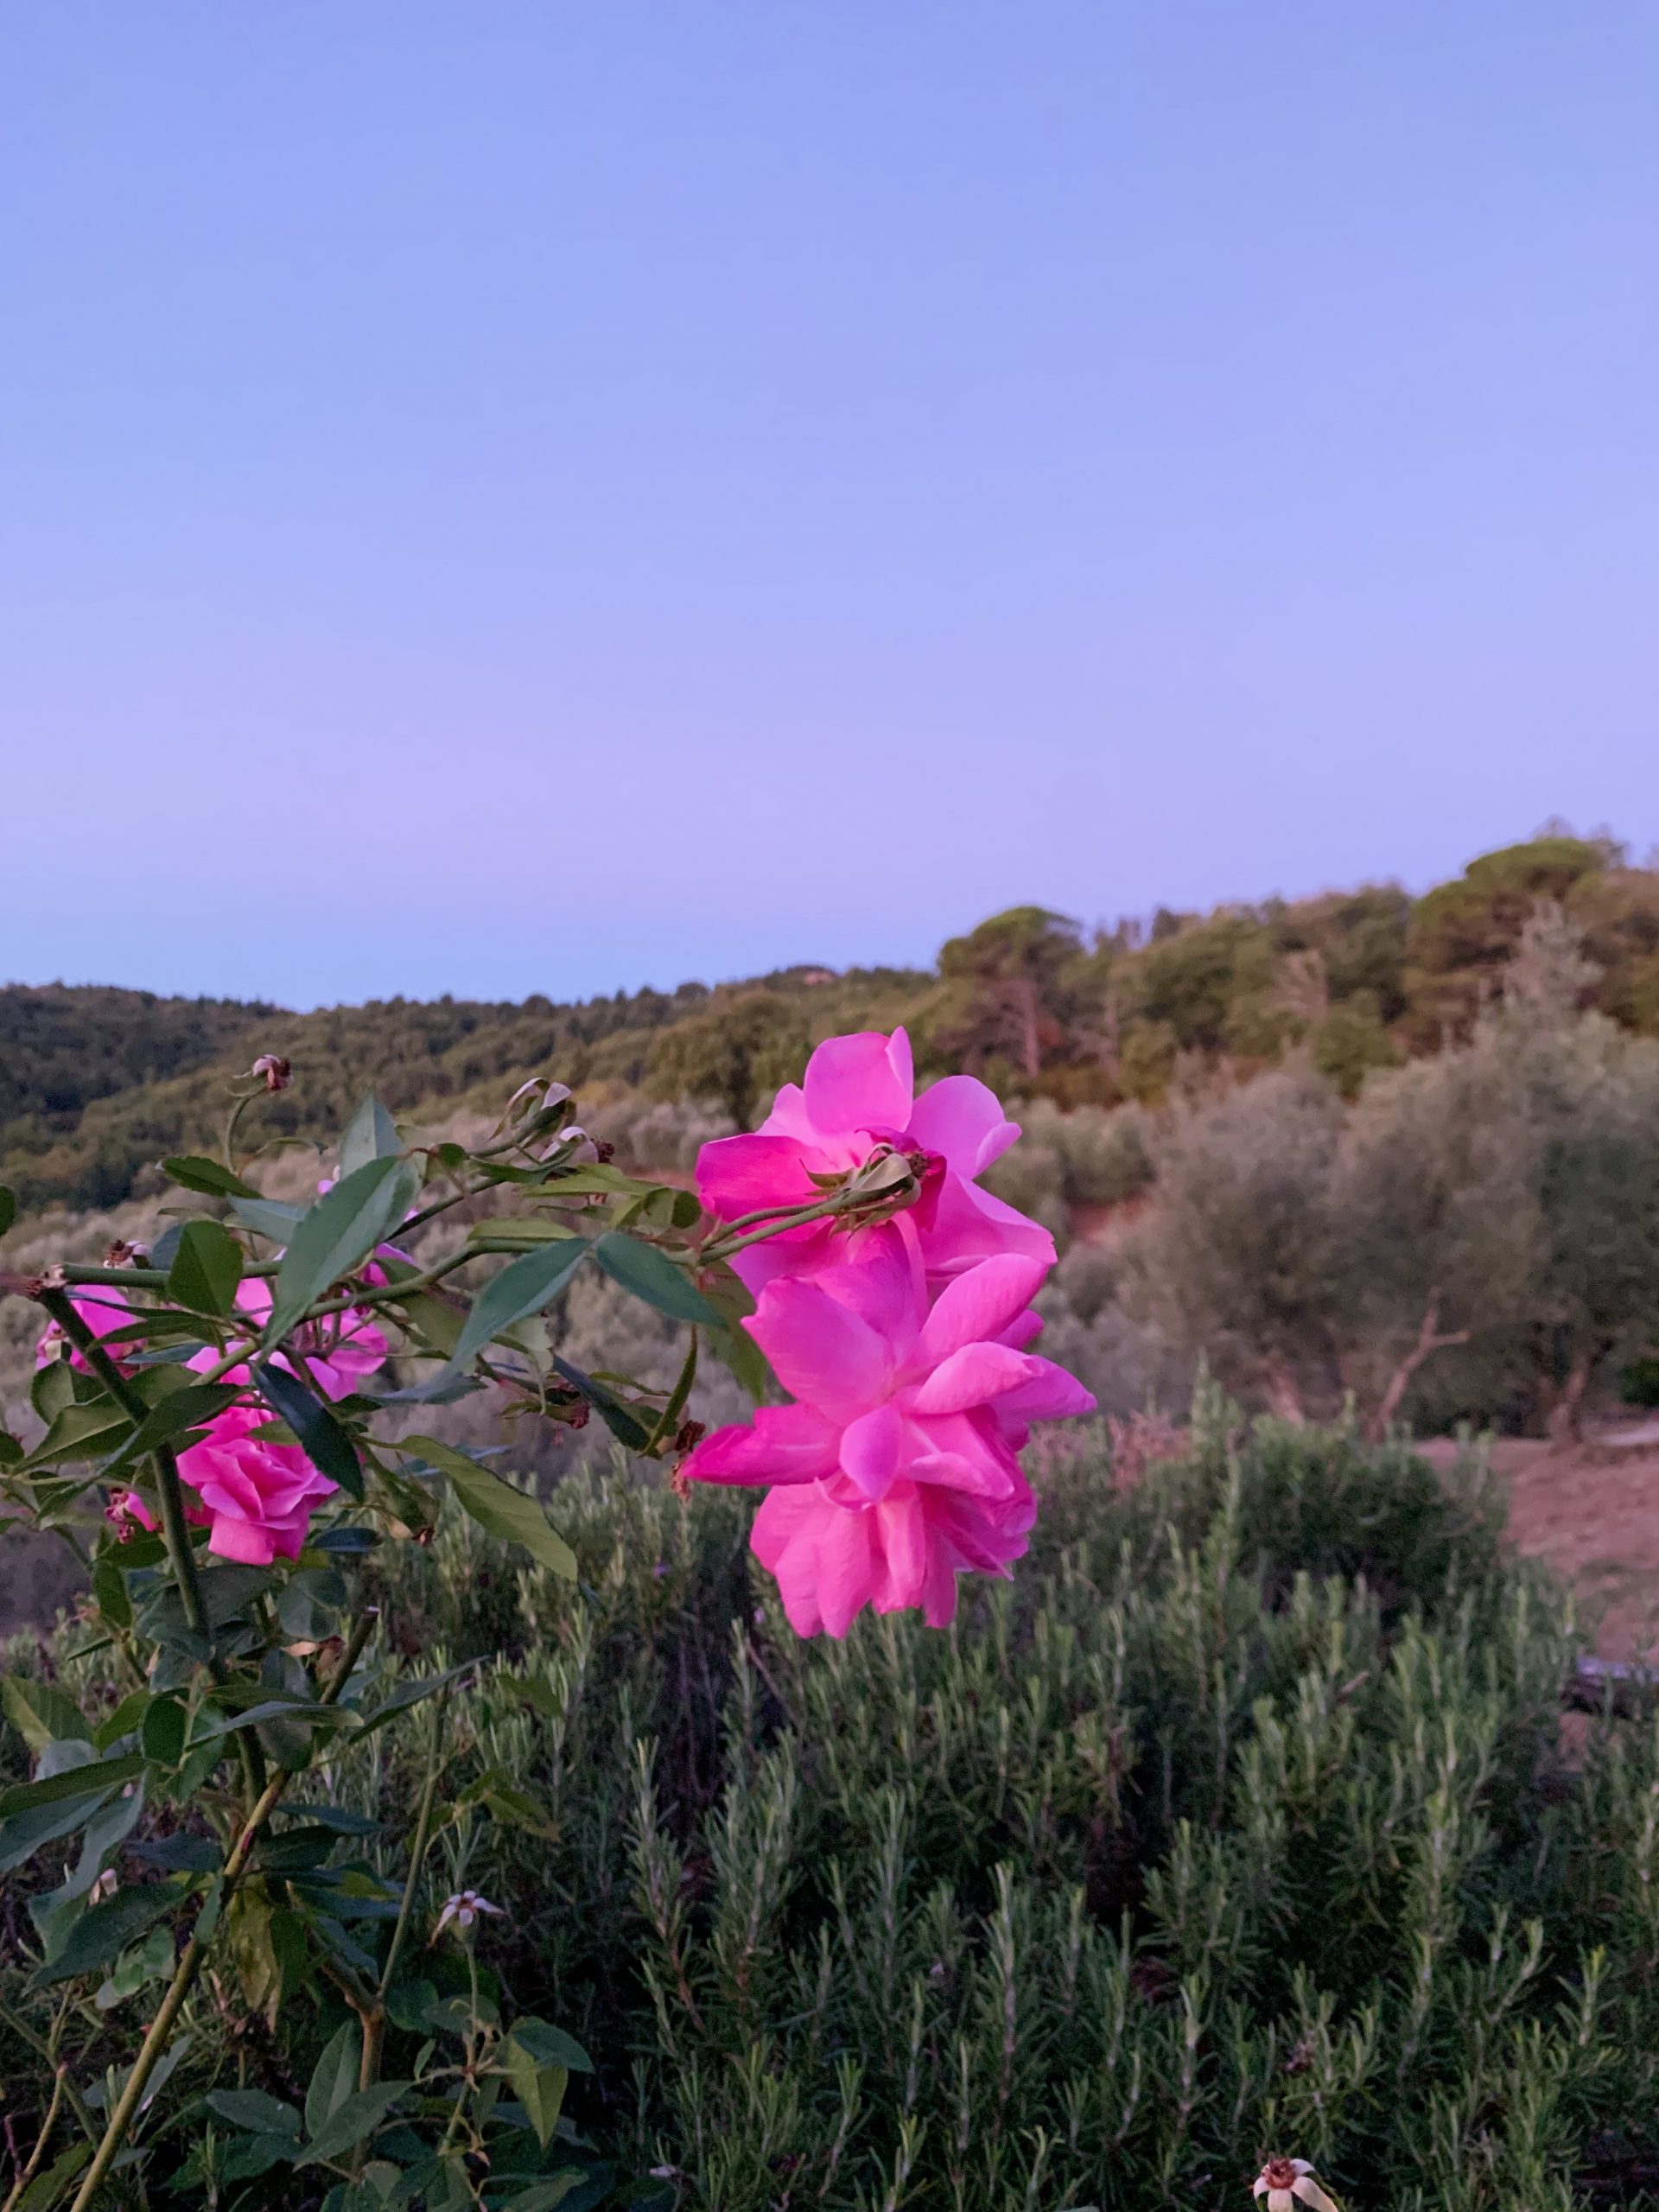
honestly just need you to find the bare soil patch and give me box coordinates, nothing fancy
[1418,1427,1659,1660]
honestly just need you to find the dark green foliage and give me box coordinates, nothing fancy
[378,1422,1652,2209]
[16,1414,1657,2208]
[645,988,813,1128]
[10,833,1659,1221]
[0,982,711,1213]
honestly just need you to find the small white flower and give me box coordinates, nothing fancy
[1254,2158,1338,2212]
[435,1888,505,1936]
[89,1868,118,1903]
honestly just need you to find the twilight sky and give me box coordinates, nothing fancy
[3,3,1656,1008]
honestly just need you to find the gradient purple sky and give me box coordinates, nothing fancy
[3,3,1656,1009]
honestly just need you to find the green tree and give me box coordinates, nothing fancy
[1402,834,1609,1046]
[645,988,811,1128]
[1122,1066,1345,1420]
[931,906,1084,1081]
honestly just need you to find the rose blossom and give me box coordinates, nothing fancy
[173,1404,336,1566]
[696,1027,1054,1292]
[681,1233,1092,1636]
[35,1287,133,1373]
[188,1275,388,1401]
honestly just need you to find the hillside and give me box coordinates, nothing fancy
[4,830,1658,1218]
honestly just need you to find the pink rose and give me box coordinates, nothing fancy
[174,1404,335,1566]
[696,1028,1054,1292]
[682,1232,1092,1636]
[188,1276,388,1401]
[35,1287,132,1372]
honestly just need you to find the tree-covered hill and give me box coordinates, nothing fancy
[5,830,1657,1216]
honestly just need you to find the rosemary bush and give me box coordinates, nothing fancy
[12,1397,1657,2210]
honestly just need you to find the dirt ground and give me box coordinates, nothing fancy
[1419,1421,1659,1661]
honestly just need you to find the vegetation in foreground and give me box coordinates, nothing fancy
[8,1407,1659,2210]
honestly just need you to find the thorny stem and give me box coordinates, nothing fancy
[59,1263,279,1290]
[62,1619,377,2212]
[0,2003,98,2146]
[35,1293,226,1679]
[221,1090,261,1178]
[359,1693,450,2100]
[64,1771,287,2212]
[41,1291,266,1794]
[1,2069,63,2212]
[643,1333,699,1456]
[701,1196,851,1262]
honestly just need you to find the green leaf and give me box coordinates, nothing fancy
[495,2180,584,2212]
[305,2021,362,2141]
[97,1382,241,1480]
[206,2088,302,2137]
[0,1184,14,1240]
[130,1834,222,1873]
[0,1751,144,1819]
[163,1155,259,1199]
[465,1217,582,1252]
[255,1363,364,1498]
[229,1196,306,1246]
[30,1357,74,1424]
[550,1358,652,1452]
[141,1696,188,1766]
[276,1567,346,1642]
[504,2040,568,2148]
[266,1156,421,1346]
[0,1789,122,1877]
[3,1678,92,1754]
[166,1219,245,1317]
[543,1164,654,1197]
[401,1436,575,1580]
[275,1802,378,1834]
[349,1659,477,1738]
[13,2138,92,2211]
[185,1699,353,1747]
[36,1880,179,1985]
[19,1398,133,1471]
[91,1554,134,1632]
[339,1094,403,1178]
[511,2017,594,2072]
[593,1232,720,1324]
[93,1687,148,1749]
[300,2082,409,2166]
[444,1238,589,1375]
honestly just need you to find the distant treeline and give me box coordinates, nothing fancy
[5,830,1658,1216]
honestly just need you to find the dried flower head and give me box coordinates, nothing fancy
[435,1889,505,1936]
[1254,2158,1338,2212]
[249,1054,293,1092]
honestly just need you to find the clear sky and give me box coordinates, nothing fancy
[3,3,1656,1008]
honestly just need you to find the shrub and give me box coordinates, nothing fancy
[12,1409,1659,2211]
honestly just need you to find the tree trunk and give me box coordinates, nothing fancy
[1547,1344,1608,1446]
[1365,1292,1470,1442]
[1014,977,1042,1081]
[1262,1363,1306,1425]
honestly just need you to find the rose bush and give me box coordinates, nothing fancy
[0,1037,1090,2210]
